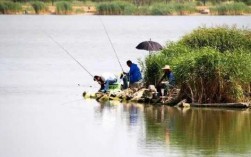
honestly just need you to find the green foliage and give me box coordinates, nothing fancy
[151,3,174,15]
[94,1,251,16]
[96,1,197,15]
[31,1,47,14]
[135,5,151,15]
[96,1,136,15]
[144,26,251,103]
[244,0,251,5]
[172,2,197,15]
[0,1,22,14]
[210,2,251,15]
[56,1,72,14]
[180,26,251,53]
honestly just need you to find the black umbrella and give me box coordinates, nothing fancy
[136,40,163,52]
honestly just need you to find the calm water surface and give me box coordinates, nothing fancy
[0,15,251,157]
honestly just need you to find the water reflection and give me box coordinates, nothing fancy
[95,102,251,156]
[144,106,251,155]
[94,101,144,127]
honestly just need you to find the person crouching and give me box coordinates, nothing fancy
[94,72,117,93]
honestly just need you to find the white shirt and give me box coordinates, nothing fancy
[101,72,117,81]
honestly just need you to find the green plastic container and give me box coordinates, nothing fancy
[109,83,121,93]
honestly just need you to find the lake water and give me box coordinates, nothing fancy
[0,15,251,157]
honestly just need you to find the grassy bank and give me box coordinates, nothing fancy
[210,2,251,15]
[56,1,72,14]
[0,0,93,15]
[31,1,48,14]
[143,26,251,103]
[0,1,22,14]
[0,1,250,15]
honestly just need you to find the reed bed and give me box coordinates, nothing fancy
[180,26,251,53]
[150,3,174,15]
[210,2,251,15]
[143,26,251,103]
[96,1,197,15]
[135,6,151,15]
[96,1,136,15]
[56,1,73,14]
[31,1,48,14]
[151,2,197,15]
[0,1,22,14]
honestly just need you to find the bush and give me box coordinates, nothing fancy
[0,1,22,14]
[143,26,251,103]
[56,1,72,14]
[31,1,47,14]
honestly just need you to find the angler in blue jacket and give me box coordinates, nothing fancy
[124,60,142,88]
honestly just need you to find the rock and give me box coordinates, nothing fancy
[133,88,145,97]
[98,94,110,102]
[83,91,87,97]
[84,87,181,105]
[200,9,210,14]
[175,99,189,107]
[180,102,190,107]
[142,89,154,99]
[83,91,96,99]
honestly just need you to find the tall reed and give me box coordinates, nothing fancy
[0,1,22,14]
[151,3,174,15]
[96,1,136,15]
[150,2,197,15]
[31,1,47,14]
[172,2,197,15]
[56,1,72,14]
[210,2,250,15]
[135,6,151,15]
[180,26,251,53]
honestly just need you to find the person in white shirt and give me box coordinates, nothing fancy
[94,72,117,93]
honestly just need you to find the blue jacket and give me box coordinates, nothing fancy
[167,72,175,86]
[129,63,142,84]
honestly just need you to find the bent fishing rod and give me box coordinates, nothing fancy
[43,31,94,78]
[99,16,124,72]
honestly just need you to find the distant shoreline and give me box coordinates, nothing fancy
[1,3,251,16]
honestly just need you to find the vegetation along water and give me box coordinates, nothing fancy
[1,14,251,157]
[0,0,251,15]
[142,26,251,104]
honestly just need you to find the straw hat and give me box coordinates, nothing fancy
[162,65,170,70]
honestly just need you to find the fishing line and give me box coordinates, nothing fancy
[44,31,94,78]
[99,16,124,72]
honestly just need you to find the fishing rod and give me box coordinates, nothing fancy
[44,31,94,78]
[99,16,124,72]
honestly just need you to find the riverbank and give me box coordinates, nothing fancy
[83,88,251,108]
[1,1,251,16]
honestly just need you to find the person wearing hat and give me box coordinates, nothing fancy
[94,72,117,93]
[157,65,175,96]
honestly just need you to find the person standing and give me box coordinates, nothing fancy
[124,60,142,88]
